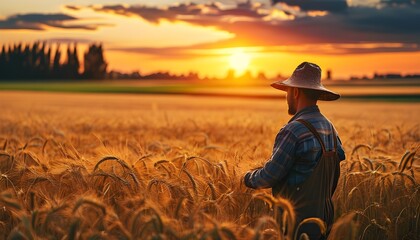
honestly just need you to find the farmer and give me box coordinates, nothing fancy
[243,62,346,240]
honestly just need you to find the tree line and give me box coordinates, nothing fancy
[0,42,107,80]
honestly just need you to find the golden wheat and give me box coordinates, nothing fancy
[0,92,418,239]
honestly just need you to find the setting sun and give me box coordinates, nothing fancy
[228,49,251,75]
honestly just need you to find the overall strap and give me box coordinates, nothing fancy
[332,125,338,152]
[296,119,326,153]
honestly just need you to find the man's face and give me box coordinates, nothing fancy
[287,87,297,115]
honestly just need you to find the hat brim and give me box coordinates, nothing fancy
[271,79,340,101]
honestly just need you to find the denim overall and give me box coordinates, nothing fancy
[273,119,340,240]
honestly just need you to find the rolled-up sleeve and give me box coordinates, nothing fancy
[244,128,298,189]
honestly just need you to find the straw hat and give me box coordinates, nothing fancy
[271,62,340,101]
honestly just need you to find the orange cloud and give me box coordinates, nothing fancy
[0,13,110,30]
[66,1,420,55]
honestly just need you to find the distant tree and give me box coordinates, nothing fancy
[238,70,253,82]
[186,71,199,80]
[83,44,107,79]
[63,44,80,79]
[45,45,51,76]
[38,42,50,78]
[22,44,31,79]
[8,44,18,78]
[31,42,40,78]
[0,42,109,81]
[276,73,284,80]
[73,44,80,77]
[225,69,235,80]
[0,46,5,77]
[52,45,62,78]
[326,69,332,80]
[257,71,267,81]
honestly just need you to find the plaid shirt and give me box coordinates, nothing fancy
[244,105,345,189]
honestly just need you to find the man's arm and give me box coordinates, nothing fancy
[244,128,298,189]
[337,135,345,161]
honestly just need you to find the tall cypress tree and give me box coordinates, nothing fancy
[31,42,39,78]
[22,45,31,79]
[45,46,52,79]
[0,41,109,80]
[0,46,6,80]
[83,43,107,79]
[52,44,62,79]
[73,44,80,78]
[38,42,48,79]
[63,44,80,79]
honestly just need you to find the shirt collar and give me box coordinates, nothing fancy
[288,105,320,123]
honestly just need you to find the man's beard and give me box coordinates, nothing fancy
[288,98,297,115]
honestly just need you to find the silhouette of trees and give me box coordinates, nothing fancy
[225,69,235,80]
[63,44,80,79]
[52,44,62,78]
[83,44,107,80]
[138,71,199,81]
[0,42,107,81]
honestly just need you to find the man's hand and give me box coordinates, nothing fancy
[242,167,262,188]
[242,171,252,188]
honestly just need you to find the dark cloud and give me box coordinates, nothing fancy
[110,40,419,59]
[108,41,420,59]
[94,4,176,23]
[86,1,267,24]
[42,38,94,44]
[69,1,420,54]
[109,46,202,59]
[380,0,418,5]
[0,13,107,30]
[272,0,348,12]
[344,6,419,35]
[64,5,82,11]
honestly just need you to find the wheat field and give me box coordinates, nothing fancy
[0,91,418,240]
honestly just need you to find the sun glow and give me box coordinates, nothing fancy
[228,49,251,75]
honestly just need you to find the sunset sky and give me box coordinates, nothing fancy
[0,0,419,79]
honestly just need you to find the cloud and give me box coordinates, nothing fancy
[380,0,418,5]
[64,5,82,11]
[109,46,202,59]
[92,4,177,23]
[83,1,268,24]
[69,1,420,54]
[0,13,108,30]
[110,42,419,60]
[42,38,95,44]
[345,6,419,35]
[272,0,348,12]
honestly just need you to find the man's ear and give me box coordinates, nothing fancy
[293,87,299,99]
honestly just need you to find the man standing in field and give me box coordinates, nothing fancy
[243,62,346,240]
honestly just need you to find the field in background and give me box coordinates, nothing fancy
[1,78,420,101]
[0,91,418,239]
